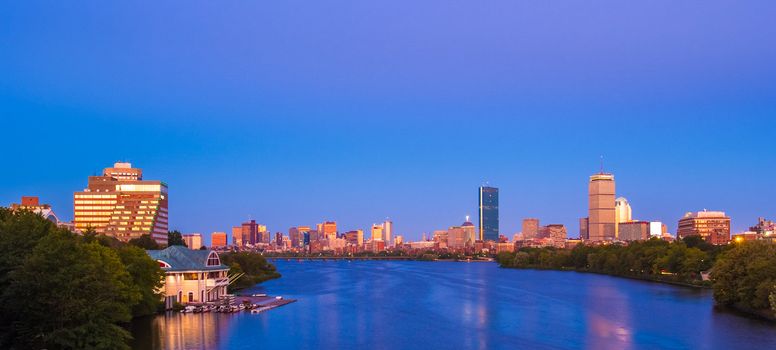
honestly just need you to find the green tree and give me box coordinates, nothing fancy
[129,234,160,250]
[712,241,776,314]
[6,231,140,349]
[167,230,187,247]
[117,245,165,317]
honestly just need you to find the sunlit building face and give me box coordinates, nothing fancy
[73,162,169,245]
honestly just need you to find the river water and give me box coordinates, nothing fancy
[130,260,776,349]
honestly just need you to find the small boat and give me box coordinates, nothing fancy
[275,296,283,300]
[252,293,267,297]
[180,306,198,313]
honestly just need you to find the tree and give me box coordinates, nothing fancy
[712,241,776,314]
[116,245,165,317]
[129,234,160,250]
[167,230,187,247]
[5,231,140,349]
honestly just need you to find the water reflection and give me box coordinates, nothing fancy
[131,312,229,350]
[131,261,776,350]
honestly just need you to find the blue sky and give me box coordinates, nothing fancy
[2,1,775,242]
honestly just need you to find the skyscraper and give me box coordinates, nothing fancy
[371,224,384,241]
[383,220,393,246]
[615,197,632,223]
[74,162,168,245]
[588,173,616,241]
[478,186,499,242]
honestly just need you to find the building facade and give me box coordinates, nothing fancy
[522,218,539,240]
[147,246,230,307]
[210,232,227,248]
[618,221,650,241]
[383,220,393,246]
[478,186,499,242]
[677,210,731,245]
[588,173,616,242]
[182,233,203,249]
[10,196,60,225]
[73,162,168,245]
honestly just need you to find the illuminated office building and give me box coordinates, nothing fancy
[677,210,730,245]
[371,224,384,241]
[478,186,499,242]
[522,218,539,239]
[74,162,168,245]
[210,232,227,248]
[383,220,393,246]
[182,233,202,249]
[318,221,337,240]
[615,197,632,223]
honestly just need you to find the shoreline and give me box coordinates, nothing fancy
[498,265,710,289]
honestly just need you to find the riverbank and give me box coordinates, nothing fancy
[500,264,710,289]
[497,239,776,322]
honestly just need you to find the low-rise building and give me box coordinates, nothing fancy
[147,246,230,308]
[677,210,731,245]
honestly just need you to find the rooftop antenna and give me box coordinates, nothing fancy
[600,155,604,174]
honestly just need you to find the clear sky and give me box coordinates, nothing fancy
[2,1,775,243]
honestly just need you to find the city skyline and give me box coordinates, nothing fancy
[2,159,771,244]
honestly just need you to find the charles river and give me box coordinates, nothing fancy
[130,261,776,350]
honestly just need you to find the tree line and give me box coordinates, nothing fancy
[0,208,164,349]
[496,236,776,320]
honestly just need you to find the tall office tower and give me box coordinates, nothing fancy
[255,224,269,244]
[211,232,227,248]
[383,220,393,246]
[522,218,540,240]
[318,221,337,240]
[615,197,632,239]
[240,220,261,246]
[478,186,499,242]
[74,162,168,245]
[275,232,283,246]
[588,173,616,242]
[232,226,242,246]
[371,224,384,241]
[615,197,632,223]
[677,210,731,245]
[182,233,202,249]
[289,226,311,248]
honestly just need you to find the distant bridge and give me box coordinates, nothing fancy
[266,256,417,261]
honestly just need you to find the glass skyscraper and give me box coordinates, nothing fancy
[478,186,499,242]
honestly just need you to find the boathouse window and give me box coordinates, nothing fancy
[184,273,199,280]
[201,290,205,302]
[206,252,221,266]
[188,292,194,302]
[178,291,182,303]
